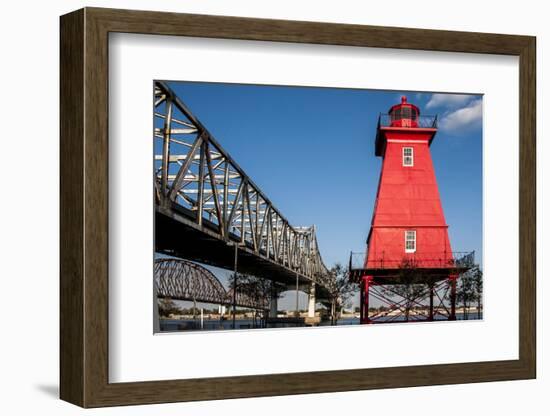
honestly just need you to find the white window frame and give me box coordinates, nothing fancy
[405,230,416,253]
[402,146,414,167]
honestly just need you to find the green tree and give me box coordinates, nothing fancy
[327,263,357,325]
[157,297,182,318]
[381,258,429,322]
[456,266,483,320]
[471,265,483,319]
[228,273,282,327]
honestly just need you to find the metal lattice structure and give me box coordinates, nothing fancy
[154,81,333,291]
[367,279,455,323]
[155,258,269,310]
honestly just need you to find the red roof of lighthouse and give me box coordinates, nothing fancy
[389,95,420,116]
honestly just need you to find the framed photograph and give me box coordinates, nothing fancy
[60,7,536,408]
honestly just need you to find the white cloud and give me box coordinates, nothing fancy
[439,99,482,133]
[426,93,472,110]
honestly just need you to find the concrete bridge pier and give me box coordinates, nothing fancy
[307,283,316,318]
[269,290,278,318]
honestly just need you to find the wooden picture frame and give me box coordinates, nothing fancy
[60,7,536,408]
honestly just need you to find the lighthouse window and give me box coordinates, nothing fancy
[391,108,403,121]
[403,147,414,166]
[405,230,416,253]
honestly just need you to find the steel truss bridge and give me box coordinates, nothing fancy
[155,258,269,310]
[154,81,334,299]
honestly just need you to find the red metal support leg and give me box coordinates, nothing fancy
[449,274,457,321]
[428,284,434,321]
[360,278,364,322]
[361,275,373,324]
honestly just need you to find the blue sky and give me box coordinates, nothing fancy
[162,81,483,309]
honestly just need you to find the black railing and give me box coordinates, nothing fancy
[378,113,438,129]
[349,251,475,271]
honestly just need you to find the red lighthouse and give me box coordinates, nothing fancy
[350,96,473,324]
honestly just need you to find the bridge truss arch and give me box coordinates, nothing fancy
[155,258,271,310]
[155,258,227,305]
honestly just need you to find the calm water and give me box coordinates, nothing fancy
[159,312,483,332]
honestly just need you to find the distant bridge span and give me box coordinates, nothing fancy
[155,258,269,310]
[154,81,334,299]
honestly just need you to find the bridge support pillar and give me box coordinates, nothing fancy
[269,291,278,318]
[307,283,316,318]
